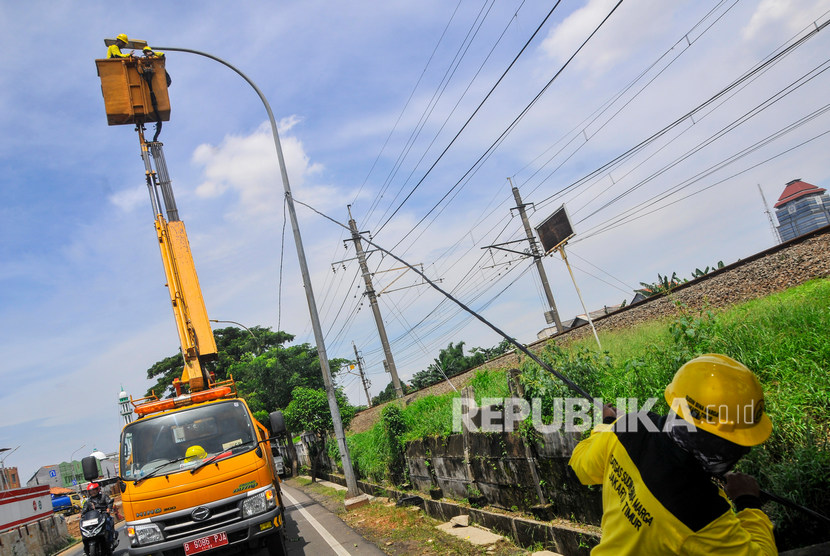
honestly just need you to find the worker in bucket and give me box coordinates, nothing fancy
[142,46,164,58]
[569,353,776,554]
[142,46,172,86]
[107,33,133,58]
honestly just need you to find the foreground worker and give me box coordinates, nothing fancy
[106,33,133,58]
[569,353,776,554]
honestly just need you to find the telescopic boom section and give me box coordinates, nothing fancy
[138,128,217,392]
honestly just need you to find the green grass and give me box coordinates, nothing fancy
[344,279,830,549]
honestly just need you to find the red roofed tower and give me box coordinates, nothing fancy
[774,179,830,241]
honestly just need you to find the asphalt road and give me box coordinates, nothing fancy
[59,484,382,556]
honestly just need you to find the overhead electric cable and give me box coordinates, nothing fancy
[373,0,568,236]
[533,13,830,209]
[355,0,464,209]
[383,0,625,251]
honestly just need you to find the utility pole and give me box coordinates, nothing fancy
[352,342,372,407]
[510,180,564,333]
[347,206,404,398]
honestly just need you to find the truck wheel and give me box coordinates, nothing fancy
[265,531,287,556]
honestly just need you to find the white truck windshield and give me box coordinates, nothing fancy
[121,400,256,480]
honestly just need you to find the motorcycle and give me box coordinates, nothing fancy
[80,507,118,556]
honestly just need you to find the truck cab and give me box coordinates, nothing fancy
[117,396,287,555]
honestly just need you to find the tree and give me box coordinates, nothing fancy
[145,326,291,398]
[409,341,485,390]
[371,381,410,406]
[143,327,348,417]
[283,387,355,481]
[232,344,348,415]
[470,338,513,360]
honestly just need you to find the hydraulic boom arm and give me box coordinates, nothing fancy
[138,126,217,392]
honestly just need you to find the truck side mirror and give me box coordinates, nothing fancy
[81,456,100,481]
[269,411,286,436]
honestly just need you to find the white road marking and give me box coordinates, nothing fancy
[281,488,352,556]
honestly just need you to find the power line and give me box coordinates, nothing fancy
[374,0,568,236]
[382,0,625,253]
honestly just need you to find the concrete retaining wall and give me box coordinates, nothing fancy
[0,515,69,556]
[319,472,600,555]
[405,430,602,525]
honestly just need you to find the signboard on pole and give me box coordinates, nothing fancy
[535,205,574,254]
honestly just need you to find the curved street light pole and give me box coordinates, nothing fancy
[154,46,358,497]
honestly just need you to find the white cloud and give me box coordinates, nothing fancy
[191,121,328,219]
[742,0,830,40]
[108,185,146,212]
[539,0,672,77]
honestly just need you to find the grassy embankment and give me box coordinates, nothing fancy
[341,278,830,550]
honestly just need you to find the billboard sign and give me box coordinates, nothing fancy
[535,205,574,254]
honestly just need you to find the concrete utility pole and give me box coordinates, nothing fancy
[510,180,564,333]
[352,342,372,407]
[347,206,404,398]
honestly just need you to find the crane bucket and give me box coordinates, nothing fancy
[95,57,170,125]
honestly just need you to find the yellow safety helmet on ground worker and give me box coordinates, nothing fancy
[116,33,129,44]
[664,353,772,446]
[185,445,207,462]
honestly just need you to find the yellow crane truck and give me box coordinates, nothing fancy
[83,50,288,556]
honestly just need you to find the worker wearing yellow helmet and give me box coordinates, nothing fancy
[142,46,165,58]
[107,33,133,59]
[141,46,172,87]
[569,354,776,554]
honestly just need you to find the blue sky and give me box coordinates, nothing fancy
[2,0,829,483]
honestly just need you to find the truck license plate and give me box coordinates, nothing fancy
[183,531,228,555]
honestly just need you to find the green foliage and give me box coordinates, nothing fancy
[252,410,269,429]
[346,423,389,483]
[346,368,513,485]
[144,326,292,398]
[691,260,725,279]
[635,271,686,297]
[143,325,350,417]
[233,344,349,415]
[382,405,408,485]
[410,341,481,389]
[283,387,356,436]
[469,338,513,361]
[371,381,411,406]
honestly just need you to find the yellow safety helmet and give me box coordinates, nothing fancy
[143,46,152,52]
[184,445,207,462]
[665,353,772,446]
[116,33,129,44]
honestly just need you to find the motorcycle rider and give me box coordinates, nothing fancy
[82,483,116,552]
